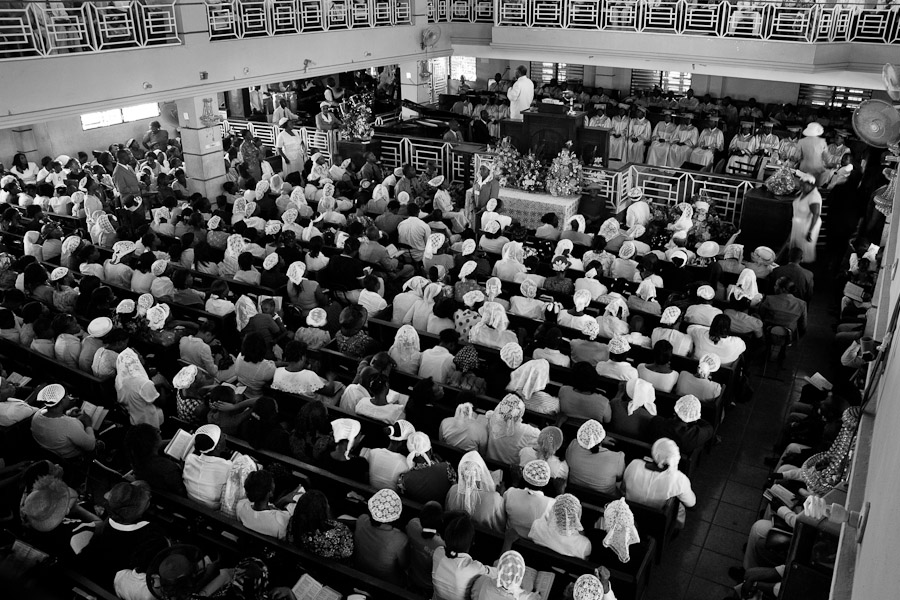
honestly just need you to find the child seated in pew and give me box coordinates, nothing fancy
[51,313,83,369]
[288,489,355,560]
[206,385,254,435]
[235,469,303,540]
[172,270,205,307]
[358,274,388,317]
[28,315,54,357]
[232,252,261,285]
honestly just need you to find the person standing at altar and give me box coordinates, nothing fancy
[778,126,802,168]
[690,116,724,168]
[668,113,698,169]
[797,122,827,183]
[726,121,758,175]
[608,105,630,166]
[646,110,677,166]
[626,106,651,164]
[468,164,500,226]
[753,121,781,173]
[787,172,822,263]
[507,65,535,121]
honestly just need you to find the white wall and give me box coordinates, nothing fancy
[692,75,801,104]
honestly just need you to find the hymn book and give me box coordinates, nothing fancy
[291,573,341,600]
[80,401,108,430]
[521,566,556,600]
[164,429,195,461]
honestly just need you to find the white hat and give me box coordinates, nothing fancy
[88,317,113,338]
[669,249,688,266]
[151,260,168,277]
[696,285,715,300]
[287,261,306,284]
[393,167,404,178]
[194,424,222,454]
[802,122,824,137]
[49,267,68,282]
[306,307,328,327]
[627,187,644,200]
[696,241,720,258]
[244,201,258,218]
[387,420,415,441]
[577,419,606,449]
[331,418,361,445]
[265,220,282,236]
[428,175,445,187]
[263,253,279,271]
[608,336,631,355]
[522,460,551,487]
[146,304,170,331]
[37,383,66,406]
[368,489,402,523]
[173,364,198,390]
[255,180,270,198]
[675,395,702,423]
[697,353,721,378]
[486,198,498,212]
[752,246,776,265]
[660,305,681,325]
[207,215,222,230]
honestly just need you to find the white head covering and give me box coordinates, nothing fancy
[522,460,551,487]
[483,220,500,234]
[403,276,428,296]
[331,418,361,458]
[194,424,222,455]
[173,364,199,390]
[500,342,523,369]
[428,175,445,188]
[111,241,136,265]
[87,317,113,338]
[599,218,621,241]
[287,261,306,284]
[486,198,498,212]
[573,288,592,312]
[116,299,136,315]
[636,278,657,301]
[490,394,525,438]
[207,215,222,231]
[263,253,279,271]
[496,551,528,599]
[697,241,720,258]
[456,450,497,513]
[752,246,776,265]
[152,207,170,225]
[675,395,702,423]
[406,431,433,468]
[652,437,681,471]
[390,325,420,362]
[568,214,587,233]
[306,307,328,328]
[281,208,298,225]
[501,241,525,264]
[516,278,536,299]
[660,305,681,325]
[264,220,282,236]
[577,419,606,449]
[619,241,636,260]
[146,304,170,331]
[226,234,247,260]
[626,224,645,240]
[479,302,509,330]
[508,359,550,400]
[723,243,744,261]
[368,489,402,523]
[601,498,641,563]
[396,190,410,205]
[605,297,630,320]
[580,319,600,340]
[732,268,758,301]
[608,335,631,355]
[626,378,657,416]
[49,267,68,283]
[37,383,67,406]
[234,295,258,332]
[458,261,478,281]
[137,293,155,316]
[696,285,715,300]
[463,290,485,308]
[547,494,583,536]
[555,239,574,258]
[151,260,168,277]
[423,233,446,260]
[697,353,721,378]
[574,575,605,600]
[461,239,477,256]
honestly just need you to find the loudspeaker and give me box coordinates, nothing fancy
[679,161,704,171]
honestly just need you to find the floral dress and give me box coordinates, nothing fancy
[295,520,354,559]
[335,330,379,358]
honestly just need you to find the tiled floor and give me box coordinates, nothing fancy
[643,261,837,600]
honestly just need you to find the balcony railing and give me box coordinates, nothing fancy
[0,1,180,60]
[207,0,412,40]
[427,0,900,44]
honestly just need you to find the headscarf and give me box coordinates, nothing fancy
[146,304,170,331]
[548,493,583,536]
[599,218,620,241]
[402,276,429,296]
[501,241,525,264]
[619,241,636,260]
[396,190,410,205]
[372,183,388,202]
[577,419,606,449]
[461,239,477,256]
[264,220,282,236]
[456,450,497,513]
[500,342,523,369]
[306,307,328,328]
[137,293,155,316]
[522,460,551,487]
[485,277,503,301]
[605,297,630,320]
[574,574,605,600]
[111,241,136,265]
[453,345,480,374]
[459,260,478,280]
[635,278,657,301]
[520,278,537,299]
[660,305,681,325]
[567,214,587,233]
[555,239,574,258]
[235,295,258,332]
[696,285,715,301]
[287,261,306,285]
[390,325,420,362]
[672,203,693,231]
[601,498,640,563]
[573,288,592,311]
[495,551,528,600]
[651,438,681,471]
[723,243,744,261]
[490,394,525,438]
[507,359,550,399]
[626,224,645,240]
[463,290,485,307]
[406,431,433,468]
[697,353,721,379]
[626,378,657,416]
[281,208,298,225]
[675,395,702,423]
[226,234,247,261]
[486,198,498,212]
[151,259,168,277]
[479,302,509,331]
[608,335,631,355]
[173,365,198,390]
[152,207,171,226]
[581,319,600,340]
[423,233,446,260]
[751,246,776,266]
[732,268,758,301]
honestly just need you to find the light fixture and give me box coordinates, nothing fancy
[142,81,152,89]
[199,98,224,127]
[364,51,372,57]
[406,72,413,81]
[243,67,250,75]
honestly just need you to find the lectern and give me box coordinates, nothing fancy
[500,108,609,166]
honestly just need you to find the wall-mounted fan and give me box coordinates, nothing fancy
[855,64,900,218]
[421,26,441,51]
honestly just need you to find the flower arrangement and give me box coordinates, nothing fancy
[486,137,522,189]
[648,194,736,246]
[545,142,585,197]
[517,152,546,192]
[339,93,374,141]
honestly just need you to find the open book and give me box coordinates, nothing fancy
[385,244,404,259]
[164,429,195,461]
[803,372,833,391]
[6,372,31,387]
[521,567,555,600]
[764,483,798,510]
[81,401,108,430]
[291,573,341,600]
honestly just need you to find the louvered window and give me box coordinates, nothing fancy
[530,62,584,84]
[631,70,692,94]
[799,84,872,109]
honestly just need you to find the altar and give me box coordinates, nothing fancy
[498,187,581,229]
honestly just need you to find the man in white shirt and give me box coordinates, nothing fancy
[272,98,296,124]
[506,65,535,120]
[418,329,459,384]
[504,459,554,538]
[397,204,431,262]
[235,470,301,540]
[684,285,723,326]
[360,420,414,490]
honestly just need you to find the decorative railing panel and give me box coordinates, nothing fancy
[481,0,900,44]
[207,0,411,40]
[0,2,179,60]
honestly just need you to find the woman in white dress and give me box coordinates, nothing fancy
[668,113,698,168]
[275,119,307,177]
[726,121,758,175]
[625,106,651,164]
[646,111,676,166]
[788,171,822,263]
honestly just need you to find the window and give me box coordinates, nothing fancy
[450,56,477,82]
[799,84,872,109]
[631,70,692,94]
[81,102,160,131]
[529,62,584,84]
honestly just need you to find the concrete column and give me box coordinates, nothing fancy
[399,60,433,120]
[175,96,227,199]
[11,126,39,163]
